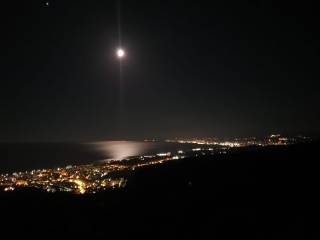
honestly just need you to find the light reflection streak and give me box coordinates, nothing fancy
[91,141,149,160]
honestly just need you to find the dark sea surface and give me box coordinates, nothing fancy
[0,141,199,173]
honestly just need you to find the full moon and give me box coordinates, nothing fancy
[117,48,125,58]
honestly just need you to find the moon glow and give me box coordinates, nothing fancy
[117,48,125,58]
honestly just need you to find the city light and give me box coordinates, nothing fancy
[0,135,308,194]
[156,152,171,157]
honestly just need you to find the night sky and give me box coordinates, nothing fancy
[1,0,319,142]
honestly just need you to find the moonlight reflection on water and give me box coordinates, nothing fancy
[91,141,152,160]
[0,141,199,173]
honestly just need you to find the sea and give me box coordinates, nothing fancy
[0,141,199,173]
